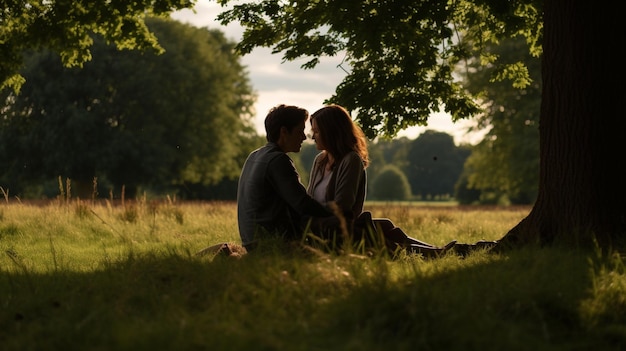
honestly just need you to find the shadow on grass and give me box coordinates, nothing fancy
[1,246,624,351]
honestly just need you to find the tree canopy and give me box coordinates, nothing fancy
[215,0,542,138]
[0,17,257,198]
[406,131,469,199]
[462,37,541,205]
[1,0,197,92]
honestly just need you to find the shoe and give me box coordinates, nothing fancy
[450,241,498,258]
[443,240,457,252]
[475,240,498,250]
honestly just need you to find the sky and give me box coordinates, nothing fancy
[171,1,482,144]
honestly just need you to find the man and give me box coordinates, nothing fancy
[237,104,334,251]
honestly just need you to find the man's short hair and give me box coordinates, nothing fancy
[265,104,309,142]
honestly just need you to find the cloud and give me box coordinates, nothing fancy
[171,1,482,144]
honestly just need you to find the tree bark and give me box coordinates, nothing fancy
[496,0,626,252]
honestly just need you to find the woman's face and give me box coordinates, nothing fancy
[311,118,326,151]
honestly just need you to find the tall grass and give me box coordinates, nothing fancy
[0,200,624,350]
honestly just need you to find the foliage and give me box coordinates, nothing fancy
[459,37,540,205]
[0,0,196,92]
[0,17,257,199]
[369,164,411,201]
[215,0,542,138]
[367,137,412,186]
[406,131,470,199]
[0,201,624,350]
[454,169,482,205]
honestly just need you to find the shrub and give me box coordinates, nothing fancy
[370,165,412,201]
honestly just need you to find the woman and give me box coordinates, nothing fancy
[306,104,456,257]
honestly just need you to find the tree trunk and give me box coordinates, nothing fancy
[495,0,626,252]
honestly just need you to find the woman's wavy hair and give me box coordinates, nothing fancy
[311,104,369,170]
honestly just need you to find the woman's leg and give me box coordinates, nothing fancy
[370,217,456,257]
[373,218,438,248]
[372,218,395,233]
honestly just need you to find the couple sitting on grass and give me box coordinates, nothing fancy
[211,103,495,258]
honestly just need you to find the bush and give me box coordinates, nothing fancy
[370,165,412,201]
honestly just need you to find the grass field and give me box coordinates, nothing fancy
[1,199,624,350]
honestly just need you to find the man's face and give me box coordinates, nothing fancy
[280,120,307,153]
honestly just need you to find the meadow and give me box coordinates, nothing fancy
[0,199,625,350]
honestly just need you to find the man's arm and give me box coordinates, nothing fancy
[269,154,333,217]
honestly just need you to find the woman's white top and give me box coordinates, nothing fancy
[311,169,333,204]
